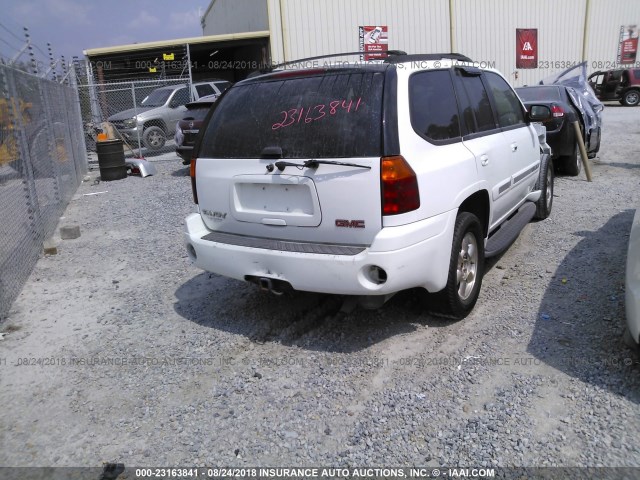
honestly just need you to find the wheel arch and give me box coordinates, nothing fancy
[458,190,490,239]
[143,119,167,132]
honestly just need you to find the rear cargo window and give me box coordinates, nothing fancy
[516,86,561,102]
[199,71,384,158]
[185,105,212,121]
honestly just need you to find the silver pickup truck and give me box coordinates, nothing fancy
[108,80,231,150]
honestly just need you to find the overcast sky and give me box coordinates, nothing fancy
[0,0,207,62]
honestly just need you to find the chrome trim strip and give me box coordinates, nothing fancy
[513,164,539,185]
[201,231,366,256]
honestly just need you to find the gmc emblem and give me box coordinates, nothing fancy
[335,219,365,228]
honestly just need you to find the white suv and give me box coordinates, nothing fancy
[184,54,553,319]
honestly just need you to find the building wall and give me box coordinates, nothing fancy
[263,0,640,86]
[586,0,640,72]
[267,0,451,65]
[202,0,269,36]
[453,0,587,87]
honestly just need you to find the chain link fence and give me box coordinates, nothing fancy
[0,64,87,319]
[77,78,194,160]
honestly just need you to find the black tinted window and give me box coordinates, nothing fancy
[516,86,561,102]
[195,84,214,97]
[485,73,525,128]
[634,69,640,80]
[200,72,384,158]
[215,81,232,92]
[184,106,211,121]
[610,70,623,81]
[409,70,460,141]
[454,73,496,134]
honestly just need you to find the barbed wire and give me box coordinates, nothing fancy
[0,22,72,79]
[0,35,22,52]
[0,22,24,43]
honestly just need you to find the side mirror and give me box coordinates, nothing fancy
[526,104,552,123]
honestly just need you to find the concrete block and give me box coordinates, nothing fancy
[60,225,81,240]
[43,238,58,255]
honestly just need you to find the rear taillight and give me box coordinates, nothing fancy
[551,105,564,117]
[190,158,198,204]
[381,155,420,215]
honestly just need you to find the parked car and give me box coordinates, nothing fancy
[175,94,221,165]
[589,68,640,106]
[516,85,601,176]
[108,80,231,151]
[626,208,640,348]
[184,54,553,319]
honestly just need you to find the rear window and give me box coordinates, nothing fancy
[516,86,561,102]
[195,84,214,97]
[214,81,232,92]
[199,71,384,158]
[184,105,211,121]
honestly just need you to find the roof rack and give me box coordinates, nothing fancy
[249,50,410,77]
[384,53,474,64]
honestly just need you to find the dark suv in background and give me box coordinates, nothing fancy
[589,68,640,106]
[175,94,221,164]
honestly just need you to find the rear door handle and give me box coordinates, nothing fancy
[511,143,518,152]
[480,154,489,166]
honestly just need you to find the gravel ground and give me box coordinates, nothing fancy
[0,106,639,471]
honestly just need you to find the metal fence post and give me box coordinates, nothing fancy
[38,78,63,205]
[132,82,142,155]
[68,67,88,177]
[186,43,194,101]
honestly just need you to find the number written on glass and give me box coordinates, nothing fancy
[272,97,363,130]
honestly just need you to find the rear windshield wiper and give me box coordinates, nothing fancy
[304,159,371,170]
[270,159,371,172]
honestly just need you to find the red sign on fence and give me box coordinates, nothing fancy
[516,29,538,69]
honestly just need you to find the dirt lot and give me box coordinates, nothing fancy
[1,106,639,471]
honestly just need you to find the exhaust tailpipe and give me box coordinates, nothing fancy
[246,276,291,296]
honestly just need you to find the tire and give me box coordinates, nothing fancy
[560,142,582,176]
[590,126,601,157]
[429,212,485,319]
[142,126,166,150]
[622,90,640,107]
[535,155,554,220]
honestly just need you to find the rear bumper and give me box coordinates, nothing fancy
[176,146,193,163]
[545,124,575,158]
[183,210,457,295]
